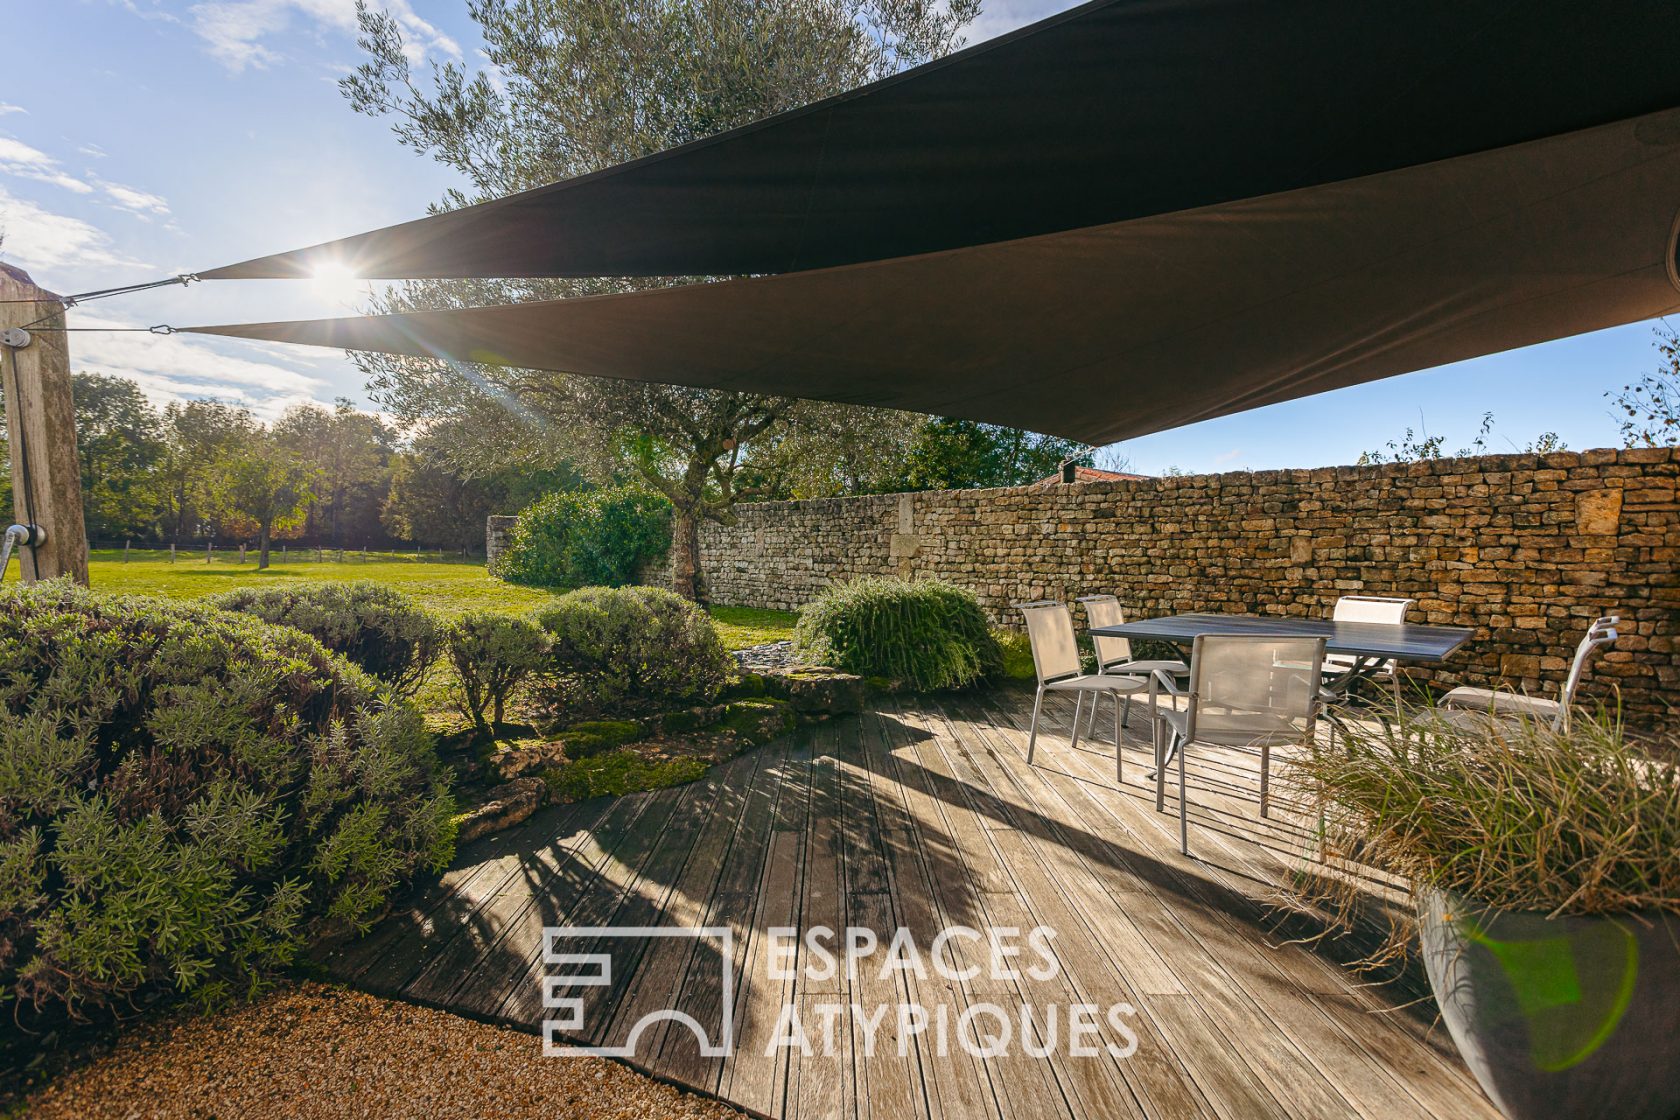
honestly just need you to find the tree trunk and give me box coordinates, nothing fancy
[669,505,707,604]
[257,522,272,570]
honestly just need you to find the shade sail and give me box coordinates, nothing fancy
[189,109,1680,446]
[198,0,1680,282]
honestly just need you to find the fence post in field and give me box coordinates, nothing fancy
[207,541,213,564]
[0,265,89,584]
[170,544,176,563]
[239,544,247,565]
[282,545,287,563]
[124,539,130,563]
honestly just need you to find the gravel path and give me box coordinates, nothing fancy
[23,983,742,1120]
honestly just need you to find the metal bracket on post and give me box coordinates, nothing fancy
[0,522,45,582]
[0,328,30,349]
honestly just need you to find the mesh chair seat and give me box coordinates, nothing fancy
[1098,657,1189,677]
[1155,704,1307,747]
[1044,673,1150,694]
[1440,686,1562,721]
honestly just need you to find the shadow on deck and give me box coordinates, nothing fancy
[316,689,1493,1120]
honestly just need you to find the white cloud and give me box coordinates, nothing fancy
[0,136,93,194]
[0,134,170,219]
[188,0,460,72]
[93,177,171,217]
[0,103,25,117]
[71,310,330,417]
[0,185,149,272]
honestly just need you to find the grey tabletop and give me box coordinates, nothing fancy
[1090,613,1473,662]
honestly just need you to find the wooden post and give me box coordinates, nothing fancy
[170,543,176,563]
[0,265,88,584]
[206,541,213,564]
[123,539,130,563]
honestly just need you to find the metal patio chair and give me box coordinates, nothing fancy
[1321,594,1416,704]
[1074,594,1188,737]
[1440,615,1618,733]
[1017,600,1159,783]
[1147,634,1325,855]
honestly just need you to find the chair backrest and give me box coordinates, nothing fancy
[1186,634,1325,742]
[1331,595,1415,626]
[1076,594,1130,666]
[1017,600,1082,683]
[1559,615,1619,710]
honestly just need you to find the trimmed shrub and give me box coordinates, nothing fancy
[447,612,549,735]
[535,586,731,718]
[211,582,442,695]
[795,577,1001,692]
[494,487,671,590]
[0,582,455,1020]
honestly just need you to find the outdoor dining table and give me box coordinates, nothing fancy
[1089,612,1474,693]
[1090,612,1475,778]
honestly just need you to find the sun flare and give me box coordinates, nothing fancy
[308,261,364,306]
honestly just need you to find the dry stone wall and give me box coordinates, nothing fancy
[648,448,1679,724]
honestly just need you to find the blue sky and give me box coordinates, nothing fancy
[1,0,1666,474]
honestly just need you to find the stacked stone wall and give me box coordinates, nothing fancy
[643,449,1679,723]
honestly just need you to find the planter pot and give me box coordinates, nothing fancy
[1418,889,1680,1120]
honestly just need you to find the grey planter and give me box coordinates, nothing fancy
[1419,889,1680,1120]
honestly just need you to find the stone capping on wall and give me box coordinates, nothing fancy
[625,446,1678,725]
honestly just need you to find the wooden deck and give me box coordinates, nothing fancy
[319,691,1498,1120]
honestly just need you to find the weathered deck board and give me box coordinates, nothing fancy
[321,691,1501,1120]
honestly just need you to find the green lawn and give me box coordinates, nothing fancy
[86,549,797,649]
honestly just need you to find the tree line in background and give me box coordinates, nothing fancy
[0,370,1091,573]
[0,373,579,567]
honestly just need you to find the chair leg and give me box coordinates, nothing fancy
[1069,693,1083,753]
[1114,694,1123,784]
[1178,734,1190,856]
[1259,739,1271,818]
[1086,690,1101,737]
[1027,686,1045,765]
[1155,730,1173,813]
[1121,695,1131,729]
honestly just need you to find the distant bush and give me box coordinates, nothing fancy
[796,577,1001,692]
[212,581,442,694]
[535,586,730,717]
[992,630,1038,682]
[494,487,671,590]
[0,583,454,1021]
[447,612,549,736]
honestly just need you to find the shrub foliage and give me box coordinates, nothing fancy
[494,487,671,590]
[795,577,1001,691]
[0,583,455,1019]
[447,612,548,736]
[536,586,730,717]
[212,581,442,694]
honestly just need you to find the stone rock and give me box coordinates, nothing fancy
[456,777,546,844]
[490,740,569,780]
[1574,488,1623,536]
[761,666,867,716]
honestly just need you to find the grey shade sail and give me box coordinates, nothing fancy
[187,109,1680,445]
[196,0,1680,282]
